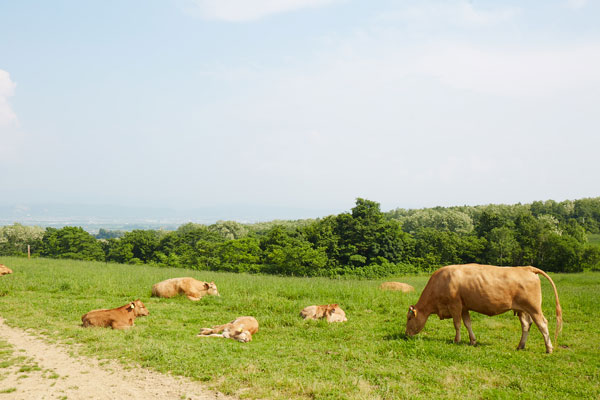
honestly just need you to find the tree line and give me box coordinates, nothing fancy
[1,197,600,277]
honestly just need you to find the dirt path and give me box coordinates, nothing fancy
[0,317,234,400]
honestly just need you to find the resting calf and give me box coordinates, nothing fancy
[301,304,347,322]
[197,316,259,343]
[82,299,149,329]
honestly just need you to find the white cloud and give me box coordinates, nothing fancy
[0,70,17,126]
[187,0,339,21]
[418,42,600,97]
[566,0,588,9]
[377,1,520,29]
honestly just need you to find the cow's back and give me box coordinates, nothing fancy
[152,277,186,298]
[82,308,114,327]
[232,316,259,334]
[426,264,542,316]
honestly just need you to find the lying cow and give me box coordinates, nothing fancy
[197,316,259,343]
[81,299,149,329]
[301,304,348,323]
[379,282,414,292]
[0,264,12,276]
[151,277,219,301]
[405,264,562,353]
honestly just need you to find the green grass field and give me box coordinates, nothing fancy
[0,257,598,399]
[588,233,600,247]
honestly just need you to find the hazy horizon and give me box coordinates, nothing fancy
[2,1,599,213]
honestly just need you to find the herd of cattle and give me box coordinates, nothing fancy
[0,262,562,352]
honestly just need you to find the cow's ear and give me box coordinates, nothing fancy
[203,282,209,289]
[409,305,417,318]
[130,303,135,309]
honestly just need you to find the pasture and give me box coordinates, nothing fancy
[0,257,598,399]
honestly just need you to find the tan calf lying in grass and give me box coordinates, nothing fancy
[0,264,13,276]
[81,299,149,329]
[379,282,414,292]
[197,316,259,343]
[151,277,219,301]
[301,304,348,322]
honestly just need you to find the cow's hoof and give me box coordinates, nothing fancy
[546,348,553,354]
[469,341,477,346]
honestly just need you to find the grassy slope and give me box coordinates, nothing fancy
[0,257,598,399]
[588,233,600,247]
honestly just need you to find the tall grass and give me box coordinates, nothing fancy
[588,233,600,247]
[0,257,598,399]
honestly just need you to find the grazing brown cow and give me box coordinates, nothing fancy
[0,264,12,276]
[405,264,562,353]
[151,277,219,301]
[81,299,149,329]
[379,282,414,292]
[301,304,348,323]
[197,316,259,343]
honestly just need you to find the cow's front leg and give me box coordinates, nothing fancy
[111,322,132,330]
[462,309,477,345]
[449,305,462,343]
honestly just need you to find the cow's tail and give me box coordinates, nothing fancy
[529,267,563,344]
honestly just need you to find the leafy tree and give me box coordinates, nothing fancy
[487,227,520,266]
[40,227,105,261]
[0,223,44,256]
[217,237,262,272]
[398,209,474,234]
[573,198,600,233]
[95,228,124,240]
[155,224,224,269]
[333,198,413,268]
[120,230,160,263]
[260,226,328,275]
[208,220,248,240]
[538,233,584,273]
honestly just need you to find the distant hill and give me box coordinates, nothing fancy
[0,203,339,233]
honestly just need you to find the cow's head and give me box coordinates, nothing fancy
[405,305,425,336]
[326,304,348,323]
[223,326,252,343]
[232,328,252,343]
[204,282,220,297]
[131,299,150,317]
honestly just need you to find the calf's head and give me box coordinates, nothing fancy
[326,304,348,322]
[130,299,150,317]
[223,327,252,343]
[204,282,220,297]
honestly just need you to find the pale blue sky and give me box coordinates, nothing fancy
[1,0,599,217]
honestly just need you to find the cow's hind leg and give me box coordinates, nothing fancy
[198,323,229,336]
[530,312,553,354]
[516,311,533,350]
[462,309,477,345]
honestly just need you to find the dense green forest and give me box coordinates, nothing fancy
[2,198,600,276]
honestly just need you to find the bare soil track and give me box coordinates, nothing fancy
[0,317,233,400]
